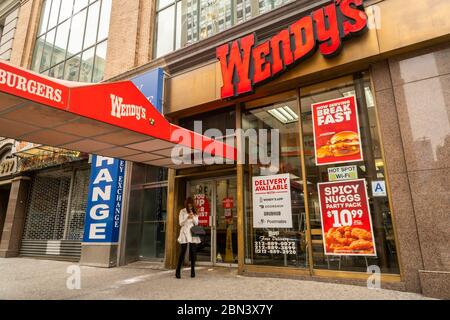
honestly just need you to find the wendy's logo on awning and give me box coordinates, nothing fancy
[216,0,368,99]
[110,94,147,121]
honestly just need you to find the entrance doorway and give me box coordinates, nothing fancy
[0,183,11,240]
[187,177,238,267]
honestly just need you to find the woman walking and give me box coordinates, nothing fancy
[176,197,201,278]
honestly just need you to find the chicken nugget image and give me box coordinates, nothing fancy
[349,239,373,251]
[351,228,372,241]
[333,246,352,254]
[332,231,347,245]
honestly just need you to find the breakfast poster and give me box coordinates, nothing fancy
[318,179,377,256]
[311,95,363,166]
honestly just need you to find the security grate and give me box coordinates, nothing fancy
[21,166,90,260]
[65,168,90,240]
[22,173,71,240]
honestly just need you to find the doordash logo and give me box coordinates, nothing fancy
[216,0,368,98]
[110,94,147,120]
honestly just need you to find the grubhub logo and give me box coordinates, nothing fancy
[110,94,147,121]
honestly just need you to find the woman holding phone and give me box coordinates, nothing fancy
[175,197,201,278]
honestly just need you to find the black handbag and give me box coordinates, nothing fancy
[191,225,206,236]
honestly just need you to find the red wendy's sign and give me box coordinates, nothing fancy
[216,0,368,99]
[312,95,363,165]
[318,179,376,256]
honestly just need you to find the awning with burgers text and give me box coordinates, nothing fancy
[0,60,236,168]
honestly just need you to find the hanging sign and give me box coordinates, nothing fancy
[223,197,234,224]
[83,156,126,243]
[194,193,210,227]
[312,95,364,165]
[252,173,292,228]
[131,68,165,114]
[216,0,367,98]
[318,179,376,256]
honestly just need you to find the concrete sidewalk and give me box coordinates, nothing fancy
[0,258,432,300]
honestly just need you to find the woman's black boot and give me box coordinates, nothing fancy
[175,269,181,279]
[191,269,195,278]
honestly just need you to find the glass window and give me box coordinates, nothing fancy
[242,94,308,268]
[40,29,55,72]
[48,62,64,79]
[299,74,400,274]
[31,0,111,83]
[179,106,236,133]
[84,1,100,49]
[31,36,45,72]
[58,0,74,23]
[48,0,61,30]
[155,5,175,58]
[51,20,70,66]
[155,0,294,58]
[79,48,95,82]
[98,0,112,41]
[64,54,80,81]
[67,9,87,56]
[74,0,89,13]
[92,40,107,82]
[38,0,51,36]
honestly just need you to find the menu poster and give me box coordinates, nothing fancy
[223,197,234,223]
[312,95,363,166]
[318,179,377,256]
[252,174,293,228]
[194,193,210,227]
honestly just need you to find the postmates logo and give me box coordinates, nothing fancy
[110,94,147,121]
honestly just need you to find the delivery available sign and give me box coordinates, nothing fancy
[312,95,363,166]
[318,179,376,256]
[252,174,292,229]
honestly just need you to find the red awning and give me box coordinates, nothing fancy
[0,61,236,168]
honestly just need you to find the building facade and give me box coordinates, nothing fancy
[0,0,449,299]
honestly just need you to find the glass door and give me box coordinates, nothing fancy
[187,177,238,266]
[214,178,238,266]
[139,186,167,260]
[187,180,214,263]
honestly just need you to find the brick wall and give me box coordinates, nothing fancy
[103,0,156,80]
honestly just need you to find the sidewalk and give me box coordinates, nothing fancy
[0,258,433,300]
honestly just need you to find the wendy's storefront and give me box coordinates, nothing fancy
[159,0,450,298]
[0,0,448,299]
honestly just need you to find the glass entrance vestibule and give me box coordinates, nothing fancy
[186,177,238,266]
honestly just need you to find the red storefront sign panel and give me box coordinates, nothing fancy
[194,194,210,227]
[0,61,69,109]
[216,0,367,99]
[318,179,376,256]
[312,95,363,166]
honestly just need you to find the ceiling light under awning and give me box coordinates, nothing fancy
[267,105,299,124]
